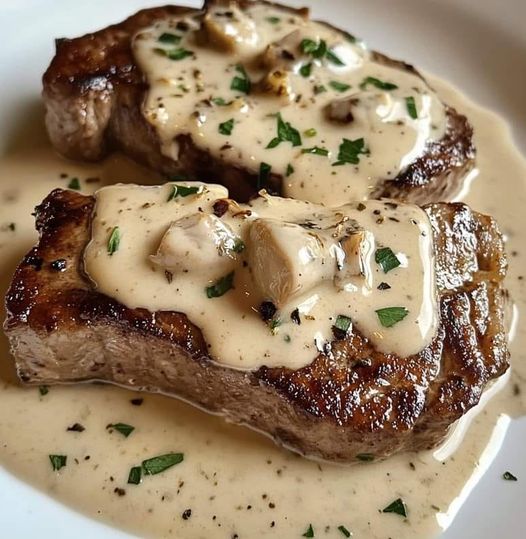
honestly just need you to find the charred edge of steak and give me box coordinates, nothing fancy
[42,1,475,203]
[4,190,509,444]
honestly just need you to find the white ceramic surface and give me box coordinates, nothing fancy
[1,1,525,537]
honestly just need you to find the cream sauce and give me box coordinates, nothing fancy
[132,3,447,205]
[0,78,525,538]
[84,184,437,369]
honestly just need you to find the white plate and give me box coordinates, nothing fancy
[1,0,525,537]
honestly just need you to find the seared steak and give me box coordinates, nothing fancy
[42,0,475,204]
[4,189,509,462]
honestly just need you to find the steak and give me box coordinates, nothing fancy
[42,0,475,204]
[4,189,509,462]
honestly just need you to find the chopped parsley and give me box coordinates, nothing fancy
[154,47,194,61]
[382,498,407,517]
[301,38,327,58]
[356,453,375,461]
[359,76,398,91]
[334,315,352,333]
[302,146,329,156]
[39,385,49,396]
[375,247,401,273]
[286,163,294,176]
[107,226,120,256]
[376,307,409,328]
[332,137,367,166]
[299,62,312,78]
[128,466,142,485]
[258,162,272,189]
[265,16,281,24]
[329,80,351,92]
[302,524,315,537]
[67,177,80,190]
[49,454,67,471]
[266,113,302,148]
[377,282,391,290]
[167,184,201,200]
[218,118,235,135]
[106,423,135,438]
[158,32,181,44]
[230,64,251,94]
[206,271,235,298]
[338,525,351,537]
[314,84,327,94]
[142,452,184,475]
[326,49,345,66]
[212,97,230,106]
[269,317,282,335]
[405,96,418,119]
[67,423,85,432]
[503,471,518,481]
[304,128,317,137]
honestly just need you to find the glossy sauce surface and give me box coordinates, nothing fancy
[0,79,525,539]
[85,184,437,369]
[133,3,447,205]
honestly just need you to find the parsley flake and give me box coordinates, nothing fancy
[375,247,401,273]
[266,16,281,24]
[67,177,80,190]
[167,184,201,200]
[338,525,351,537]
[286,163,294,176]
[206,271,235,298]
[230,64,251,94]
[39,385,49,396]
[304,128,317,137]
[503,471,518,481]
[332,138,367,166]
[356,453,374,462]
[329,80,351,92]
[128,466,142,485]
[299,62,312,78]
[158,33,181,44]
[154,47,194,61]
[302,523,315,537]
[376,307,409,328]
[49,454,67,471]
[334,315,352,333]
[107,226,120,256]
[218,118,235,135]
[107,423,135,438]
[382,498,407,517]
[258,162,272,189]
[142,452,184,475]
[326,49,345,66]
[405,96,418,119]
[302,146,329,156]
[266,113,302,148]
[360,76,398,91]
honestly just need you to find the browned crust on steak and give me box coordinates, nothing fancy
[42,1,475,203]
[4,189,508,462]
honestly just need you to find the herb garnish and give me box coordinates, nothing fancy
[334,315,352,333]
[405,96,418,119]
[266,16,281,24]
[377,282,391,290]
[333,138,367,166]
[230,64,251,94]
[360,76,398,91]
[67,423,85,432]
[314,84,327,94]
[299,62,312,77]
[212,97,230,106]
[167,184,201,200]
[304,128,317,137]
[107,226,120,256]
[300,38,345,66]
[232,238,245,253]
[286,163,294,176]
[258,162,272,189]
[267,113,302,148]
[503,471,518,481]
[290,308,301,325]
[154,47,194,61]
[269,318,281,335]
[326,49,345,66]
[329,80,351,92]
[107,423,135,438]
[128,466,142,485]
[67,177,80,190]
[158,32,181,44]
[302,524,315,537]
[356,453,374,461]
[375,247,401,273]
[218,118,235,135]
[382,498,407,517]
[302,146,329,156]
[376,307,409,328]
[39,385,49,396]
[206,271,235,298]
[49,454,67,471]
[338,525,351,538]
[142,452,184,475]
